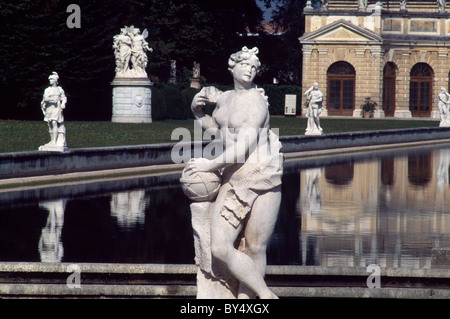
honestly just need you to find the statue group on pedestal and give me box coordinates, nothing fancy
[113,25,153,78]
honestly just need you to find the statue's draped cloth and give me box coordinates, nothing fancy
[220,130,284,228]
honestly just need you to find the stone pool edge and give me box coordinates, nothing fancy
[1,126,450,189]
[0,262,449,299]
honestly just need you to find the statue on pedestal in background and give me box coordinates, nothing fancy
[181,47,283,299]
[39,72,68,152]
[358,0,368,10]
[190,61,201,89]
[304,82,324,135]
[399,0,408,10]
[437,0,447,13]
[111,25,153,123]
[438,87,450,127]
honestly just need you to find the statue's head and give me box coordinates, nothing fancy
[313,82,319,89]
[48,72,59,84]
[228,46,261,72]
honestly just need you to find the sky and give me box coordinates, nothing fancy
[257,0,277,21]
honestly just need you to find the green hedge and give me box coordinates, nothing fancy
[260,84,302,116]
[151,83,302,120]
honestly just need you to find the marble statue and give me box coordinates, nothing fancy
[437,0,447,13]
[183,46,283,299]
[438,87,450,127]
[170,60,177,83]
[358,0,368,10]
[193,61,201,79]
[113,25,152,78]
[304,82,324,135]
[39,72,68,152]
[399,0,407,10]
[111,25,153,123]
[321,0,329,10]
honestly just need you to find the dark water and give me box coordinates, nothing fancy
[1,143,450,268]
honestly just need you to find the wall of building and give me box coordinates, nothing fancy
[300,1,450,119]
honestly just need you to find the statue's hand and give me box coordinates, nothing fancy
[185,158,214,173]
[191,92,208,114]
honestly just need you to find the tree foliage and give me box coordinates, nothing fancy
[0,0,264,120]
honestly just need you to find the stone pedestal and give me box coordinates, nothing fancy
[394,109,412,119]
[190,77,201,89]
[111,78,152,123]
[38,144,68,153]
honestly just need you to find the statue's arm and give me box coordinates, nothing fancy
[59,87,67,109]
[191,92,219,132]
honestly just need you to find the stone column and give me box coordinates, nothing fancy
[394,51,412,118]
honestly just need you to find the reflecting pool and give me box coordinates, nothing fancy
[1,143,450,268]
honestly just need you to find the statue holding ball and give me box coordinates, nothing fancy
[181,47,283,299]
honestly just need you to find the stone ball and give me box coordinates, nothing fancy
[180,167,221,202]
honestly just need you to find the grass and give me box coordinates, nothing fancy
[0,117,439,153]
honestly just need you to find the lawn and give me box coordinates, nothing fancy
[0,117,439,153]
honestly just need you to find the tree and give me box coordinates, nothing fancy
[258,0,321,85]
[0,0,264,120]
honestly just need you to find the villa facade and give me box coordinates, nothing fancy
[299,0,450,118]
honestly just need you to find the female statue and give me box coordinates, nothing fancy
[186,47,283,299]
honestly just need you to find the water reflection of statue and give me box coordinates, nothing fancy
[113,25,152,77]
[437,149,450,192]
[303,168,322,216]
[39,72,67,151]
[304,82,324,135]
[438,87,450,127]
[38,199,66,262]
[186,47,283,299]
[110,190,148,229]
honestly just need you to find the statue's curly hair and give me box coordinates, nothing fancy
[228,46,261,71]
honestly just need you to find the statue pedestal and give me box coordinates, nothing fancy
[39,144,68,153]
[190,77,201,89]
[111,78,153,123]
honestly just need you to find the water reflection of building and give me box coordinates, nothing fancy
[110,190,149,229]
[299,149,450,268]
[38,199,66,263]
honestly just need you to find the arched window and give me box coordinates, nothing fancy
[383,62,397,117]
[327,61,356,116]
[409,63,433,117]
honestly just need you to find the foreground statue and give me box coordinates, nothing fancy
[39,72,68,152]
[181,47,283,299]
[304,82,324,135]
